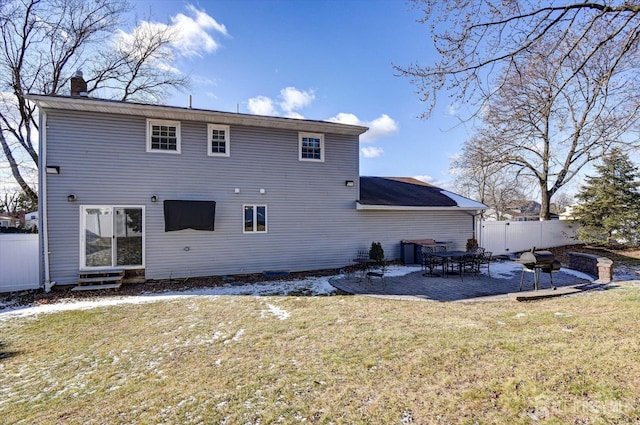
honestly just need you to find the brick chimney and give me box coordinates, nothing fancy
[70,70,88,97]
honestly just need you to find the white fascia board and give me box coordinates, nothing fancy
[356,202,485,213]
[440,190,488,209]
[25,95,369,136]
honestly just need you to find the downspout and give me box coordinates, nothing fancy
[470,209,485,245]
[40,110,55,292]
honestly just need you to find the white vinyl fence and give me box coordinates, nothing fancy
[0,234,40,293]
[478,220,578,256]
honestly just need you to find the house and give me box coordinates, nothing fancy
[24,211,38,230]
[0,214,20,229]
[27,80,485,289]
[558,204,579,221]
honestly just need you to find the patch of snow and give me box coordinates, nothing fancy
[515,313,526,318]
[2,260,638,321]
[231,329,244,342]
[264,303,290,320]
[487,261,522,279]
[558,268,594,280]
[614,264,640,281]
[383,265,422,277]
[0,276,341,320]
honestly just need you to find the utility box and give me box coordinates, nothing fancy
[400,241,415,264]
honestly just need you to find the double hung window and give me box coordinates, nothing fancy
[147,119,181,153]
[299,132,324,162]
[208,124,230,157]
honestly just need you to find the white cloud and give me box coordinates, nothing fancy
[365,114,399,142]
[186,4,228,36]
[115,4,228,62]
[328,113,398,142]
[246,87,314,117]
[413,175,435,184]
[247,96,277,116]
[413,175,451,189]
[279,87,315,113]
[170,5,228,57]
[328,112,361,126]
[361,146,384,158]
[447,103,459,116]
[284,111,305,119]
[192,75,218,86]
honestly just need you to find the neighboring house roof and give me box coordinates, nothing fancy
[25,94,369,137]
[357,177,487,211]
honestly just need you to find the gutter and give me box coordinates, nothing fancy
[39,110,55,292]
[356,202,485,213]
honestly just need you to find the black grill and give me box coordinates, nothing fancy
[518,250,557,270]
[518,249,561,290]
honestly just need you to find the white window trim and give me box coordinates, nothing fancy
[207,123,230,157]
[298,132,324,162]
[146,119,181,154]
[243,204,268,234]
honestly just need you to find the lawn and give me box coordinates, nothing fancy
[2,283,640,424]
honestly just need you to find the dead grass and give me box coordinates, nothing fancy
[2,286,640,424]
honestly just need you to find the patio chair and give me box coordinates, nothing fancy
[421,246,443,276]
[365,259,386,289]
[477,250,492,276]
[352,249,374,281]
[453,252,478,280]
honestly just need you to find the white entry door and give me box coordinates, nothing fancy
[81,206,145,269]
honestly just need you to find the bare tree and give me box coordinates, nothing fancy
[550,191,574,215]
[0,0,189,204]
[472,36,639,219]
[398,1,640,219]
[396,1,640,118]
[0,189,37,215]
[450,137,528,220]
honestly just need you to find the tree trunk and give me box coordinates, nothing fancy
[539,189,552,220]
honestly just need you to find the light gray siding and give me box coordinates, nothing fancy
[44,109,475,284]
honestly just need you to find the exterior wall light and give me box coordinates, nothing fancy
[67,194,77,202]
[46,166,60,174]
[345,180,355,187]
[151,195,158,202]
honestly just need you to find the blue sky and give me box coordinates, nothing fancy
[131,0,472,187]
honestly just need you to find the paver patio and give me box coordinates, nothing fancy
[329,260,595,302]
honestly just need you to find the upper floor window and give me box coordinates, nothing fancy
[299,132,324,162]
[208,124,230,157]
[147,119,181,153]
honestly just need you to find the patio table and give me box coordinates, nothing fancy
[430,251,469,278]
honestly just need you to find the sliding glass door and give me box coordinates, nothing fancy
[81,206,144,269]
